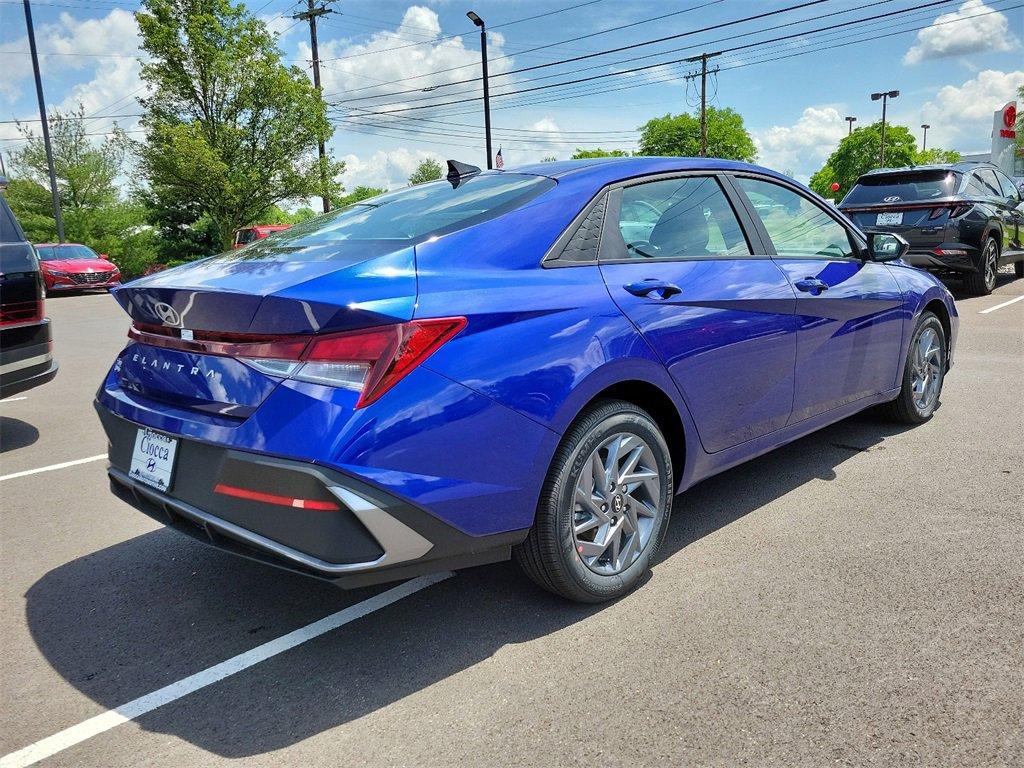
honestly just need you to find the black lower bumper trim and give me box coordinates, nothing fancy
[1,358,58,399]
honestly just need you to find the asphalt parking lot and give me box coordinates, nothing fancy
[1,274,1022,768]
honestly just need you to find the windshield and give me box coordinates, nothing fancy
[843,170,961,205]
[261,173,554,248]
[36,244,100,261]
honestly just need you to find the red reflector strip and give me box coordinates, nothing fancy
[213,483,340,511]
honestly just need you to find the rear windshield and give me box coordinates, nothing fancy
[843,170,960,205]
[36,245,100,260]
[261,173,554,248]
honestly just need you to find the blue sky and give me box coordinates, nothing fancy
[1,0,1021,198]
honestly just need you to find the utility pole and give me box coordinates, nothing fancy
[23,0,64,242]
[845,116,857,135]
[295,0,333,212]
[684,53,720,157]
[920,123,930,152]
[870,89,899,166]
[467,11,492,169]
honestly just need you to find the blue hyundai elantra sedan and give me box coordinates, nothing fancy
[96,157,957,602]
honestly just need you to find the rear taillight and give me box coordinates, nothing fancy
[130,318,467,408]
[949,204,971,219]
[0,299,42,327]
[928,207,946,220]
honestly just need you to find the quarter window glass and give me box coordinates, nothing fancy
[976,169,1002,196]
[737,177,854,259]
[994,169,1020,199]
[617,176,750,259]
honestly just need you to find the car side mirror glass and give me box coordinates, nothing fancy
[866,231,908,263]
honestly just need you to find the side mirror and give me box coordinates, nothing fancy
[865,231,908,263]
[99,253,110,260]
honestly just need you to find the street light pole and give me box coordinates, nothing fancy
[467,11,493,170]
[23,0,64,242]
[870,89,899,166]
[920,123,930,152]
[845,115,856,136]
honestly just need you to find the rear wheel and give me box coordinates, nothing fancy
[514,399,673,603]
[964,237,998,295]
[883,311,946,424]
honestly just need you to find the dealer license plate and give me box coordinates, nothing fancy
[129,428,179,491]
[876,212,903,226]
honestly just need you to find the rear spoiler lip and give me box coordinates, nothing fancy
[840,198,980,213]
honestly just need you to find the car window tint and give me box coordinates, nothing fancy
[737,177,854,259]
[0,198,25,243]
[976,169,1003,196]
[37,245,99,260]
[265,173,554,248]
[617,176,750,259]
[994,169,1020,199]
[843,170,958,204]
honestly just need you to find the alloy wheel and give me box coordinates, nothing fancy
[983,240,998,291]
[572,432,662,576]
[910,326,943,413]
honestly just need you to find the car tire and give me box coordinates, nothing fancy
[964,237,999,295]
[514,399,673,603]
[883,311,947,424]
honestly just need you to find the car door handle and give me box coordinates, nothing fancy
[794,277,829,294]
[623,280,682,299]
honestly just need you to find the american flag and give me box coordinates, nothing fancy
[495,147,504,169]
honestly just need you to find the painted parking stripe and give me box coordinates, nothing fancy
[0,571,453,768]
[978,294,1024,314]
[0,455,107,482]
[0,397,28,403]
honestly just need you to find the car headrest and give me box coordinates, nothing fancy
[649,200,710,256]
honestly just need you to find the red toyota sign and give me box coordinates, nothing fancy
[1001,103,1017,139]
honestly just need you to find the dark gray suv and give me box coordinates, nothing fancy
[840,162,1024,295]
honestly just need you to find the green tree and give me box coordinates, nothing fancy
[408,159,443,185]
[637,108,756,161]
[914,147,962,165]
[5,106,157,275]
[133,0,343,251]
[808,122,917,199]
[334,185,386,207]
[570,148,629,159]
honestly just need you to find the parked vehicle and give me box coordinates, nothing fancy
[95,158,957,603]
[839,162,1024,295]
[36,243,122,292]
[232,224,291,249]
[1,178,58,399]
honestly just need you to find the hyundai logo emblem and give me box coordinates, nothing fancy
[883,195,902,202]
[153,302,182,327]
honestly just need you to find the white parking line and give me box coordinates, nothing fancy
[0,397,28,403]
[979,294,1024,314]
[0,571,453,768]
[0,455,107,482]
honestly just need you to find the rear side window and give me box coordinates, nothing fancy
[266,173,554,248]
[234,228,257,246]
[737,177,854,259]
[843,170,959,205]
[616,176,750,259]
[0,196,25,244]
[994,170,1020,200]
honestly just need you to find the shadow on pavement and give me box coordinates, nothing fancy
[0,416,41,453]
[24,409,912,757]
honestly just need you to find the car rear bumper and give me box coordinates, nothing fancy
[97,405,527,587]
[0,319,58,398]
[904,244,980,273]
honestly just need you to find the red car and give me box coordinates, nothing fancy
[35,243,121,292]
[232,224,291,249]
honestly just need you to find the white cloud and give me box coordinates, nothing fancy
[915,68,1024,148]
[903,0,1019,64]
[339,146,447,189]
[309,6,512,124]
[753,106,848,181]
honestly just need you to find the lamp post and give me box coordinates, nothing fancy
[466,11,493,170]
[845,115,856,135]
[920,123,930,152]
[870,89,899,165]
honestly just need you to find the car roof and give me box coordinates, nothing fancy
[504,156,795,192]
[859,161,997,178]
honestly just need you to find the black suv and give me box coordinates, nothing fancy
[840,162,1024,295]
[1,177,58,398]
